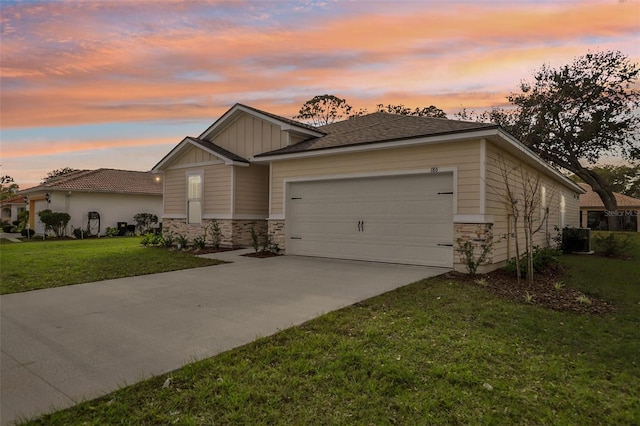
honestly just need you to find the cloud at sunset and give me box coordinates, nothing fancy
[1,0,638,186]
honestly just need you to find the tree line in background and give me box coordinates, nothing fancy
[294,50,640,231]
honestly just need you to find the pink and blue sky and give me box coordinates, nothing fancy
[1,0,639,188]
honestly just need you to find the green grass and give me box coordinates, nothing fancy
[0,237,223,294]
[22,234,640,425]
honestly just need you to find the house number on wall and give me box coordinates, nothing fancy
[431,167,439,173]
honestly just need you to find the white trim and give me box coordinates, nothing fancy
[281,167,458,220]
[268,163,273,218]
[167,160,224,170]
[186,170,204,224]
[479,138,486,215]
[454,214,495,224]
[268,214,285,221]
[231,167,236,215]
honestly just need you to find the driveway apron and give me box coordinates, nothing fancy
[1,250,446,424]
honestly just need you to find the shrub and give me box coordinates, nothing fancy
[161,232,174,248]
[175,234,189,250]
[140,233,162,247]
[37,209,71,237]
[2,225,13,233]
[133,213,158,234]
[105,227,119,237]
[593,232,632,257]
[21,228,35,238]
[72,227,88,239]
[209,220,222,250]
[505,246,560,278]
[250,225,259,252]
[456,239,492,275]
[193,235,206,250]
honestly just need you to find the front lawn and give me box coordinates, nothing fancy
[22,234,640,425]
[0,237,223,294]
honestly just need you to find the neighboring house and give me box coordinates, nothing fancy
[20,169,163,236]
[0,195,27,225]
[153,103,584,273]
[578,183,639,232]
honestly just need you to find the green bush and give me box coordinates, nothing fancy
[21,228,35,238]
[133,213,158,234]
[193,235,206,250]
[72,227,88,239]
[2,225,13,233]
[505,246,561,278]
[175,234,189,249]
[161,232,174,248]
[561,227,591,253]
[37,209,71,237]
[593,233,632,257]
[105,227,119,237]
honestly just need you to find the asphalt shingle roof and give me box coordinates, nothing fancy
[578,183,640,208]
[256,112,498,156]
[186,137,249,163]
[22,169,162,195]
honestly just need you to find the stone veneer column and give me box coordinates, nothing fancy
[268,220,286,252]
[453,222,494,273]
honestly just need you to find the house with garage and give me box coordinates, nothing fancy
[153,103,584,273]
[1,195,27,226]
[20,169,163,236]
[578,183,639,232]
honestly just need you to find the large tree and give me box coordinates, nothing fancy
[459,51,640,230]
[570,164,640,199]
[293,94,354,126]
[510,51,639,230]
[1,174,19,200]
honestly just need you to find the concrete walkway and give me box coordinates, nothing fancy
[0,249,447,425]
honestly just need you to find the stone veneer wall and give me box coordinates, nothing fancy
[163,218,267,248]
[268,219,286,252]
[453,222,494,274]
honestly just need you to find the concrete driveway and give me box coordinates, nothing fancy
[1,249,446,425]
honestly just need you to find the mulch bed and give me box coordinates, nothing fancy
[446,266,618,315]
[242,251,282,258]
[188,247,234,255]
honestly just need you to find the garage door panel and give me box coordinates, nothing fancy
[287,173,454,267]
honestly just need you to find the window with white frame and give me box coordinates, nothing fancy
[187,173,202,224]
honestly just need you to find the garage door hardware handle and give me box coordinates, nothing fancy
[291,197,302,200]
[358,220,365,232]
[437,243,454,247]
[438,191,454,195]
[291,236,302,240]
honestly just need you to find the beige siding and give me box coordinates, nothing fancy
[234,165,269,215]
[163,163,232,216]
[484,142,580,264]
[270,140,482,216]
[172,146,219,166]
[212,114,289,158]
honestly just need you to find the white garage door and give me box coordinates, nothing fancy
[287,172,454,267]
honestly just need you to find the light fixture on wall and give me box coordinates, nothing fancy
[23,196,28,204]
[45,193,51,203]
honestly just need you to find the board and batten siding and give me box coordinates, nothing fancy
[234,165,269,215]
[163,162,232,216]
[484,142,580,264]
[269,140,482,217]
[212,114,290,158]
[171,145,220,167]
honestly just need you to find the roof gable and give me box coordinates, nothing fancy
[198,103,324,141]
[20,169,162,195]
[152,137,249,172]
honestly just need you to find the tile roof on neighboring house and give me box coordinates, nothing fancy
[256,112,498,156]
[0,195,27,205]
[578,183,640,208]
[20,169,163,195]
